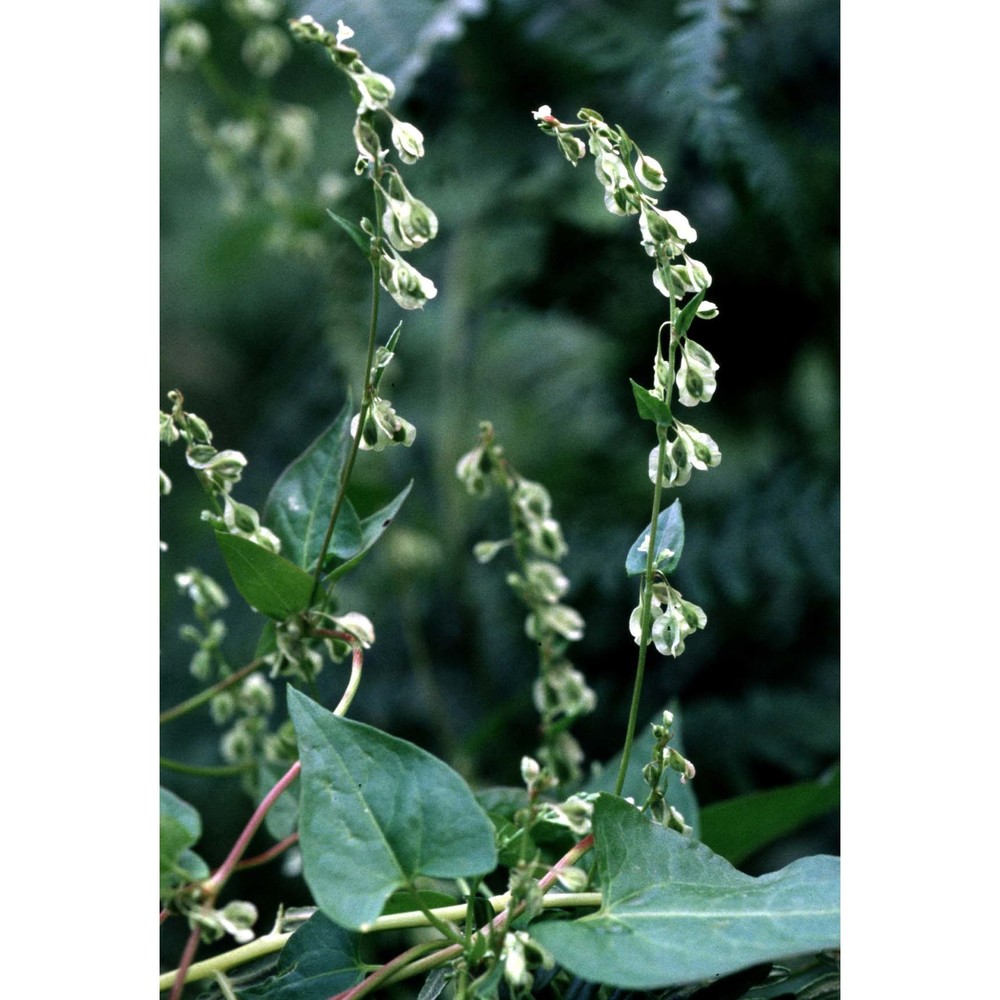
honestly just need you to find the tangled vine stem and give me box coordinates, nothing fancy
[333,833,597,1000]
[614,422,671,796]
[163,639,366,997]
[159,657,267,725]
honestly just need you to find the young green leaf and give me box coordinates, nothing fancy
[699,766,840,866]
[327,209,371,257]
[215,532,315,619]
[323,480,414,581]
[625,499,685,577]
[532,794,840,990]
[160,787,209,897]
[630,379,672,425]
[288,688,498,930]
[263,400,363,572]
[238,911,365,1000]
[673,287,708,342]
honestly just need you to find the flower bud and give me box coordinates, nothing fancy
[220,722,254,764]
[676,342,719,406]
[557,131,587,165]
[239,674,275,715]
[160,411,180,445]
[389,116,425,164]
[666,805,692,835]
[378,251,437,310]
[219,900,258,944]
[636,153,667,190]
[526,603,584,643]
[472,539,509,563]
[330,611,375,648]
[531,104,559,133]
[555,865,590,892]
[665,747,696,782]
[675,421,721,470]
[697,300,719,320]
[520,755,541,785]
[175,568,229,616]
[262,106,314,175]
[189,648,212,681]
[348,65,396,112]
[210,692,236,725]
[288,15,330,45]
[228,0,282,19]
[163,21,211,73]
[160,469,172,495]
[353,113,383,165]
[242,25,292,78]
[456,446,492,496]
[502,931,531,990]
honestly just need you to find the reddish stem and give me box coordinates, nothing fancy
[205,759,301,896]
[236,832,300,871]
[169,925,202,1000]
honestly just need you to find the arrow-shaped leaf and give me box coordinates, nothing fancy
[532,794,839,990]
[625,499,685,577]
[263,400,362,572]
[288,689,498,930]
[323,480,413,582]
[630,379,672,426]
[215,532,314,619]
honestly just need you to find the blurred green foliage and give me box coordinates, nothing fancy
[160,0,839,939]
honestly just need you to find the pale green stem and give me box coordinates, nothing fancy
[160,893,601,992]
[613,189,680,795]
[308,181,386,608]
[160,658,266,724]
[310,632,365,717]
[613,425,669,797]
[372,835,596,993]
[159,758,251,778]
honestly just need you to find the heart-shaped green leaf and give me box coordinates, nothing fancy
[288,689,498,930]
[532,794,839,990]
[263,400,362,572]
[625,499,685,577]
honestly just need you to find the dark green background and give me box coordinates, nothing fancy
[160,0,838,969]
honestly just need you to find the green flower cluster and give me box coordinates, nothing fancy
[163,3,311,220]
[639,710,697,833]
[533,106,721,492]
[290,16,438,311]
[457,422,596,784]
[534,108,721,661]
[161,390,280,553]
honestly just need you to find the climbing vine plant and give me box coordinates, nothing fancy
[160,11,839,1000]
